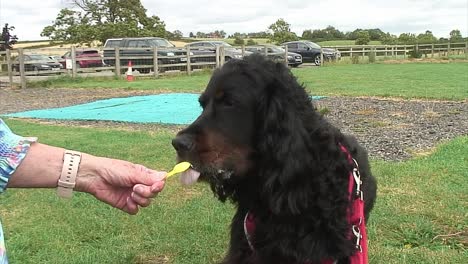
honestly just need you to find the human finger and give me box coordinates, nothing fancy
[125,196,139,215]
[131,192,152,207]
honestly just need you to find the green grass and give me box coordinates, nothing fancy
[1,119,466,263]
[29,63,468,100]
[294,63,468,100]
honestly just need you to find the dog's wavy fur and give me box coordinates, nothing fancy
[173,54,377,264]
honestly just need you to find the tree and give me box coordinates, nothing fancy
[233,36,245,45]
[355,30,370,45]
[381,32,397,45]
[367,28,385,41]
[417,30,437,44]
[1,23,18,51]
[41,0,166,44]
[398,33,417,44]
[268,18,298,45]
[449,29,463,42]
[171,30,183,40]
[189,32,195,38]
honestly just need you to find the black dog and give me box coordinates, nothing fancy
[172,54,377,264]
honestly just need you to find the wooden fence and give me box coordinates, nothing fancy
[0,42,467,89]
[326,42,468,60]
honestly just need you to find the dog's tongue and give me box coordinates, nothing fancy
[180,168,201,186]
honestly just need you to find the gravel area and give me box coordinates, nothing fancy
[1,87,467,161]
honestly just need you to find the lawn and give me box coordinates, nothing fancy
[1,119,466,264]
[29,62,468,100]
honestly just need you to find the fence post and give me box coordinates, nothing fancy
[71,46,77,78]
[220,46,225,66]
[186,46,191,76]
[447,42,451,58]
[6,49,13,88]
[320,48,324,66]
[465,42,468,59]
[349,47,353,60]
[215,45,220,68]
[242,45,245,57]
[384,45,387,57]
[284,45,288,66]
[264,45,268,57]
[403,45,406,59]
[115,47,121,78]
[431,44,434,58]
[153,47,159,78]
[362,47,365,60]
[18,48,26,89]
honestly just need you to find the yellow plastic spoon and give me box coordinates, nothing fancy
[166,161,192,179]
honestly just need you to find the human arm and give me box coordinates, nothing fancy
[0,119,166,215]
[8,142,166,214]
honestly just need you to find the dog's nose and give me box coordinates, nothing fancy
[172,135,194,152]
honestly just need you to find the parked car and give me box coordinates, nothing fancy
[12,54,63,72]
[60,49,103,69]
[282,41,340,65]
[245,44,302,67]
[102,37,192,73]
[185,41,252,62]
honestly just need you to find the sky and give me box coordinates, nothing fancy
[0,0,467,41]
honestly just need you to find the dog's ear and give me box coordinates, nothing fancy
[256,67,319,215]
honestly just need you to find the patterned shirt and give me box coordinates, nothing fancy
[0,119,37,263]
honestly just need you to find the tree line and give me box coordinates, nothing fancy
[1,0,466,49]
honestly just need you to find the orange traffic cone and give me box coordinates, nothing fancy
[126,61,134,81]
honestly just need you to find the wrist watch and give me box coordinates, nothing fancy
[57,150,82,198]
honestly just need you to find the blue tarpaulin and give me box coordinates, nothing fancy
[5,93,325,125]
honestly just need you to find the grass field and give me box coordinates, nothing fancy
[2,61,468,263]
[1,119,466,264]
[29,62,468,100]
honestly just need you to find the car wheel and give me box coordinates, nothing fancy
[314,55,321,66]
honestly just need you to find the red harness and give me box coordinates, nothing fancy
[243,144,368,264]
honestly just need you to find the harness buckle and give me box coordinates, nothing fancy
[352,225,362,251]
[352,159,363,200]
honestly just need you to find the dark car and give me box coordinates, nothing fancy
[12,54,63,72]
[60,49,103,69]
[282,41,340,66]
[185,41,252,62]
[103,37,192,73]
[245,45,303,67]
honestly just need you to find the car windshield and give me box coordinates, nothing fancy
[212,41,233,48]
[148,39,175,47]
[268,46,285,52]
[305,42,321,49]
[28,55,51,61]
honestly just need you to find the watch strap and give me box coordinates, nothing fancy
[57,150,82,198]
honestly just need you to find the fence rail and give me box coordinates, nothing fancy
[0,42,467,88]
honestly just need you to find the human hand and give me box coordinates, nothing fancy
[75,154,166,214]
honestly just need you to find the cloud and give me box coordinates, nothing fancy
[0,0,466,40]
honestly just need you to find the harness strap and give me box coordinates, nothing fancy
[339,143,368,264]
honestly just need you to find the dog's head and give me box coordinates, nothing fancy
[172,54,320,209]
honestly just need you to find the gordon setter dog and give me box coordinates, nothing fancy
[172,54,377,264]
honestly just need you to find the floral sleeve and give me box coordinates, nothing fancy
[0,119,37,193]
